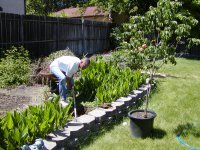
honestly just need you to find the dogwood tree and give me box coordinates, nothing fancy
[111,0,200,117]
[112,0,200,77]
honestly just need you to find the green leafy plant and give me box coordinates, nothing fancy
[75,57,146,106]
[0,118,5,149]
[111,0,200,117]
[0,96,72,149]
[0,46,31,88]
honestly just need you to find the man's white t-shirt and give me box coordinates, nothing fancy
[50,56,81,78]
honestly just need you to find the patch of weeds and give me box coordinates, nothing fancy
[174,122,200,137]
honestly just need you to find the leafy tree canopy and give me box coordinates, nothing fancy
[26,0,158,16]
[25,0,199,38]
[88,0,158,15]
[181,0,200,37]
[26,0,87,15]
[111,0,200,72]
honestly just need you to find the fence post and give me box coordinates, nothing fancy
[56,17,59,51]
[20,14,24,47]
[82,18,85,55]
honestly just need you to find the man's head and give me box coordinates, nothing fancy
[79,58,90,69]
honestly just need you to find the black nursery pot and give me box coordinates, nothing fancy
[128,110,156,138]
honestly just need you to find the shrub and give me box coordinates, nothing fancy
[0,46,31,88]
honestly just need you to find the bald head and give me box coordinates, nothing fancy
[79,57,90,69]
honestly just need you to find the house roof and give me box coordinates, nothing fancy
[55,6,108,18]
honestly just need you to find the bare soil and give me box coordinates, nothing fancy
[0,84,94,117]
[99,103,113,109]
[130,111,155,119]
[0,84,47,117]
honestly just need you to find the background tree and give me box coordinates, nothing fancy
[26,0,87,16]
[26,0,46,15]
[88,0,158,16]
[111,0,200,74]
[111,0,200,116]
[180,0,200,38]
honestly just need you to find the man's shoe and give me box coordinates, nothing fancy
[59,100,69,107]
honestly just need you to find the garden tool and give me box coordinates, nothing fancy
[72,87,77,120]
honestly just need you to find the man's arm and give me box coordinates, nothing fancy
[66,76,73,90]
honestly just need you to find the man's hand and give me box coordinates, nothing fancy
[142,43,147,49]
[137,43,148,52]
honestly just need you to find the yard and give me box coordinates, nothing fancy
[0,55,200,150]
[80,58,200,150]
[1,0,200,149]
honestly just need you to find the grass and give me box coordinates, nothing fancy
[79,58,200,150]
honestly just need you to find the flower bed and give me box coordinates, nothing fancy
[0,57,147,149]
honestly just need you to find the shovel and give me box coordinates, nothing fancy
[72,87,77,120]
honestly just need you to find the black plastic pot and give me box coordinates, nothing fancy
[128,109,156,138]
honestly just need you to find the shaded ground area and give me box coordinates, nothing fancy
[0,84,46,117]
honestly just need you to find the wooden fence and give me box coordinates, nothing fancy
[1,13,199,59]
[0,13,114,58]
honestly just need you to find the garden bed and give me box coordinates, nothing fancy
[0,84,46,116]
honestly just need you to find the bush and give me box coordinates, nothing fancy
[0,46,31,88]
[40,48,75,69]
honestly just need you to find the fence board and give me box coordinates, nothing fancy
[0,12,113,58]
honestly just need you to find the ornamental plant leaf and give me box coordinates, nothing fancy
[40,121,48,134]
[21,127,29,139]
[44,106,50,121]
[49,114,56,125]
[6,112,14,130]
[13,111,21,125]
[13,128,20,143]
[7,142,15,150]
[3,128,9,139]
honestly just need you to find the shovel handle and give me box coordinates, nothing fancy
[72,87,77,119]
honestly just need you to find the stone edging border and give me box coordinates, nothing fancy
[43,82,155,149]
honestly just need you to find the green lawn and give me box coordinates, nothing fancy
[80,58,200,150]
